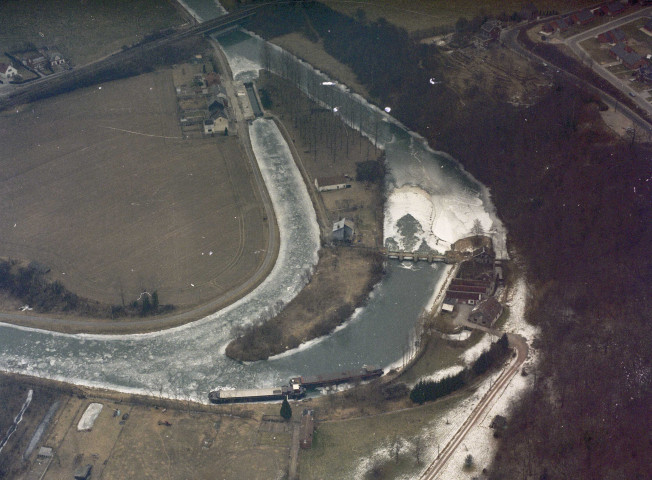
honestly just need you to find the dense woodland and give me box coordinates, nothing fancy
[245,2,652,478]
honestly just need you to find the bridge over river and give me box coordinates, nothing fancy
[379,248,463,264]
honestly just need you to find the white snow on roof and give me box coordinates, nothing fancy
[77,403,103,431]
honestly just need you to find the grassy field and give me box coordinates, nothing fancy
[320,0,599,34]
[580,38,619,65]
[0,0,184,66]
[299,390,474,479]
[0,69,267,311]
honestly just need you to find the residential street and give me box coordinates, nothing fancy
[565,6,652,118]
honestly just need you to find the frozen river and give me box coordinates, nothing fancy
[0,2,506,402]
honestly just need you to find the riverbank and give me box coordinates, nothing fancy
[226,247,383,360]
[226,69,386,361]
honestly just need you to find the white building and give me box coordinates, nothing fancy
[315,175,350,192]
[0,63,18,81]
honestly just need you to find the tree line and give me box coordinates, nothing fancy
[245,4,651,476]
[0,259,172,319]
[410,334,510,405]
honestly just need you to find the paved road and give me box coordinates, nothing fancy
[502,21,652,138]
[420,333,528,480]
[565,7,652,118]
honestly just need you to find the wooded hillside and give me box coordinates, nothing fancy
[246,3,652,478]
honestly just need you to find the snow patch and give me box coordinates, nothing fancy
[77,403,103,431]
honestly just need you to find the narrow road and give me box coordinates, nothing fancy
[420,333,528,480]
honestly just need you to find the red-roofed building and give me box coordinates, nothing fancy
[610,43,648,69]
[601,2,626,16]
[598,28,627,44]
[571,9,595,25]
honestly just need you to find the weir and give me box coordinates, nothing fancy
[382,249,450,263]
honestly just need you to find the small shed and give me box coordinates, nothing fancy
[332,218,355,242]
[38,446,53,458]
[315,176,350,192]
[468,297,503,327]
[74,464,92,480]
[299,409,314,449]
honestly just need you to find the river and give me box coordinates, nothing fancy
[0,1,505,402]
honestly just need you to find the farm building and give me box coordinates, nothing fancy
[315,175,350,192]
[553,18,572,32]
[44,48,66,67]
[475,19,501,47]
[205,117,228,135]
[468,297,503,327]
[77,403,103,431]
[21,51,48,70]
[300,409,314,449]
[610,43,648,69]
[0,62,17,80]
[332,218,355,242]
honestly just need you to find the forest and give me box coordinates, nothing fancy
[244,2,652,478]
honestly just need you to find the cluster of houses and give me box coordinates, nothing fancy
[1,46,69,83]
[542,2,631,35]
[175,61,230,137]
[15,46,68,75]
[442,246,505,328]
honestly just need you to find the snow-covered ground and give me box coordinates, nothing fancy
[417,278,538,479]
[353,278,539,480]
[384,185,494,254]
